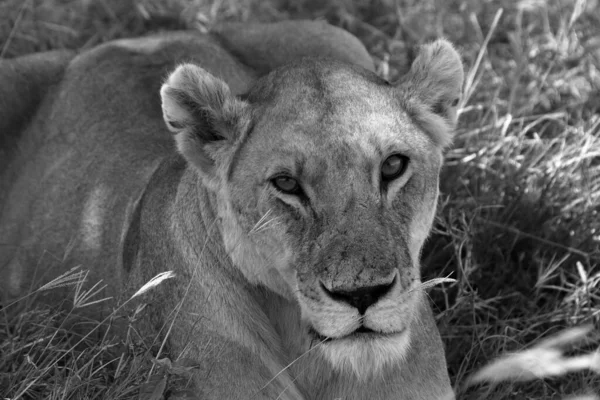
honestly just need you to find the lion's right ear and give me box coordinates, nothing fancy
[397,39,464,148]
[160,64,249,180]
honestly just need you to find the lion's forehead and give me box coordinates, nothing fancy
[245,103,434,188]
[259,96,432,173]
[238,60,439,199]
[259,65,431,151]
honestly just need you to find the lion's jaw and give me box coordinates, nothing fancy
[317,328,413,379]
[297,275,424,378]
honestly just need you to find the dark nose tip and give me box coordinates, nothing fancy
[322,277,396,315]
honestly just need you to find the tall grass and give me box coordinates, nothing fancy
[1,0,599,399]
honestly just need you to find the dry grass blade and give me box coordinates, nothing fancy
[466,326,600,386]
[258,338,328,397]
[0,0,29,58]
[72,273,110,308]
[460,8,503,110]
[37,266,87,291]
[568,0,588,29]
[130,271,176,299]
[536,325,596,349]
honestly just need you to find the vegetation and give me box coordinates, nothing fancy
[1,0,599,398]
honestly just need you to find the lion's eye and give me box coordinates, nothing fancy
[381,154,409,181]
[272,176,302,195]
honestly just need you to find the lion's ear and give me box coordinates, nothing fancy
[160,63,249,179]
[397,39,464,148]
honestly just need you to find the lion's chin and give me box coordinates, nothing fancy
[312,328,412,380]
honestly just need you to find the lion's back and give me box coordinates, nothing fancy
[0,32,257,301]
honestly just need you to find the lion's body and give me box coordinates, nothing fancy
[0,21,461,399]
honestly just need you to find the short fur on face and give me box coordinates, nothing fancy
[160,39,463,375]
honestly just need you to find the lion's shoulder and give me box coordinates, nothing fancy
[211,20,374,75]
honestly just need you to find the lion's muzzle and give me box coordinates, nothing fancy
[320,274,396,315]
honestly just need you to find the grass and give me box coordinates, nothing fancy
[1,0,599,398]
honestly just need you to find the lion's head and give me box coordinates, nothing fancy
[160,39,463,377]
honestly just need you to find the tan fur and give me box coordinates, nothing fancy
[0,21,462,399]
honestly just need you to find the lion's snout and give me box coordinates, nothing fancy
[319,273,397,314]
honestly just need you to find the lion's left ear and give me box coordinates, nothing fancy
[160,63,249,185]
[397,39,464,148]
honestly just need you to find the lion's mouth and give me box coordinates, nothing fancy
[309,325,400,343]
[354,325,375,334]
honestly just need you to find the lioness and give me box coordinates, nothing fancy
[0,20,463,399]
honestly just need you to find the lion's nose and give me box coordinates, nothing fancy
[321,277,396,315]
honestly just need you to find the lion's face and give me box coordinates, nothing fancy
[160,40,463,376]
[223,62,444,374]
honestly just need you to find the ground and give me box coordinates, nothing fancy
[1,0,599,399]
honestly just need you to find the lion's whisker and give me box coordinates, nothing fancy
[259,337,328,394]
[250,209,273,234]
[249,209,284,235]
[408,276,456,293]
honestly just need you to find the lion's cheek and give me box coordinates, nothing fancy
[217,198,297,299]
[407,201,437,262]
[397,175,440,264]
